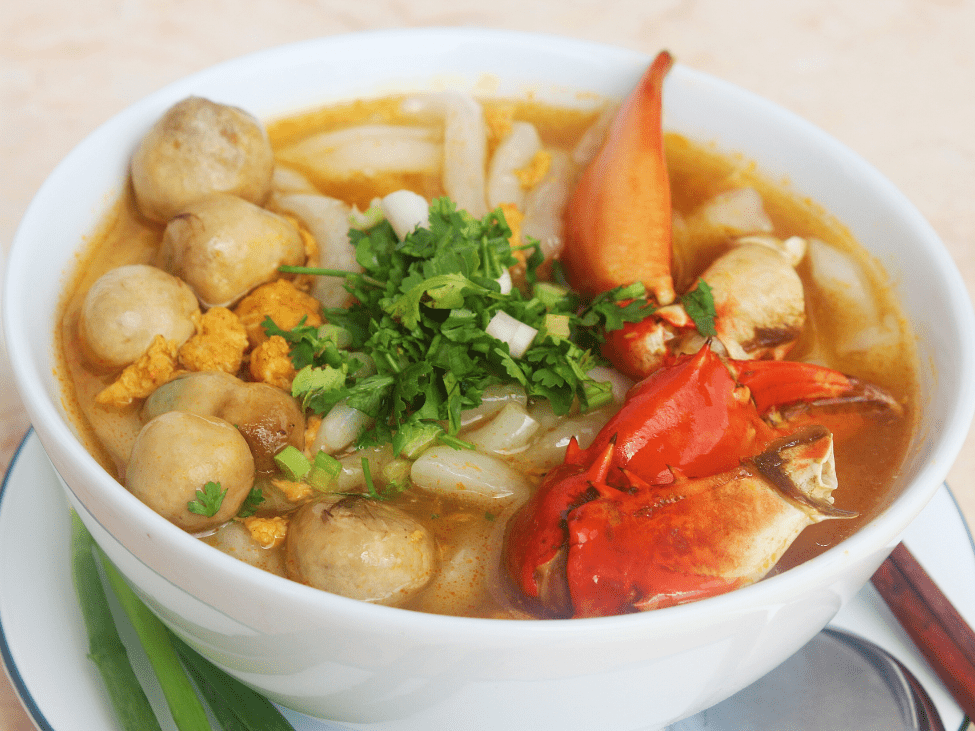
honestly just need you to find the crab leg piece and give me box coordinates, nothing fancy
[730,358,903,416]
[562,51,676,305]
[599,300,695,381]
[576,344,776,486]
[566,425,852,618]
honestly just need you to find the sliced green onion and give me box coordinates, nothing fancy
[274,445,311,481]
[379,189,429,241]
[71,513,163,731]
[307,450,342,491]
[382,458,412,487]
[532,281,572,309]
[543,313,571,339]
[581,378,615,411]
[485,310,538,358]
[348,201,384,230]
[495,269,513,295]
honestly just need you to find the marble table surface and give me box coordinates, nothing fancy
[2,1,974,729]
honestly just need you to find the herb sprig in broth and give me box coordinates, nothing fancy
[271,197,697,456]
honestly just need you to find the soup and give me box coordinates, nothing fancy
[57,64,917,620]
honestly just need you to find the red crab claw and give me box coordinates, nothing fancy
[565,425,850,618]
[575,343,776,486]
[502,342,900,617]
[504,343,774,614]
[729,358,904,417]
[562,50,676,306]
[504,438,616,611]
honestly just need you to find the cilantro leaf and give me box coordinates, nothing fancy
[387,273,496,328]
[236,487,265,518]
[187,481,226,517]
[681,278,718,337]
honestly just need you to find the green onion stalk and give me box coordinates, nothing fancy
[71,512,297,731]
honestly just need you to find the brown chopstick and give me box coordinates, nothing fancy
[871,542,975,721]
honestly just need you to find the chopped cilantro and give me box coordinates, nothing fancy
[187,481,226,517]
[274,196,675,455]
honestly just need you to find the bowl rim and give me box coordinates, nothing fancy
[5,26,975,637]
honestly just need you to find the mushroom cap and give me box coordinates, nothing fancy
[157,193,305,308]
[142,371,305,473]
[78,264,199,371]
[131,96,274,222]
[126,410,255,533]
[286,497,436,606]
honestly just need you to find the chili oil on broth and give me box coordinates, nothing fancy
[56,94,917,620]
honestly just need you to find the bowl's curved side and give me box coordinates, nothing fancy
[73,482,888,731]
[4,28,973,731]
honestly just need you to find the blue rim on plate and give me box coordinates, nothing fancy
[0,431,55,731]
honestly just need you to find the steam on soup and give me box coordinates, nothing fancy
[58,59,916,620]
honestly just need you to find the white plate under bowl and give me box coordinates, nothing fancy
[0,431,971,731]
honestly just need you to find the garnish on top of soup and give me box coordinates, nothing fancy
[58,50,916,620]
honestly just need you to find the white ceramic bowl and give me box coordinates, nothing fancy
[5,28,975,731]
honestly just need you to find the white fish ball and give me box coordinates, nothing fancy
[79,264,199,371]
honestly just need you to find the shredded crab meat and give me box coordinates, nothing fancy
[177,307,248,374]
[95,335,180,407]
[243,516,289,549]
[233,279,323,348]
[248,335,296,390]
